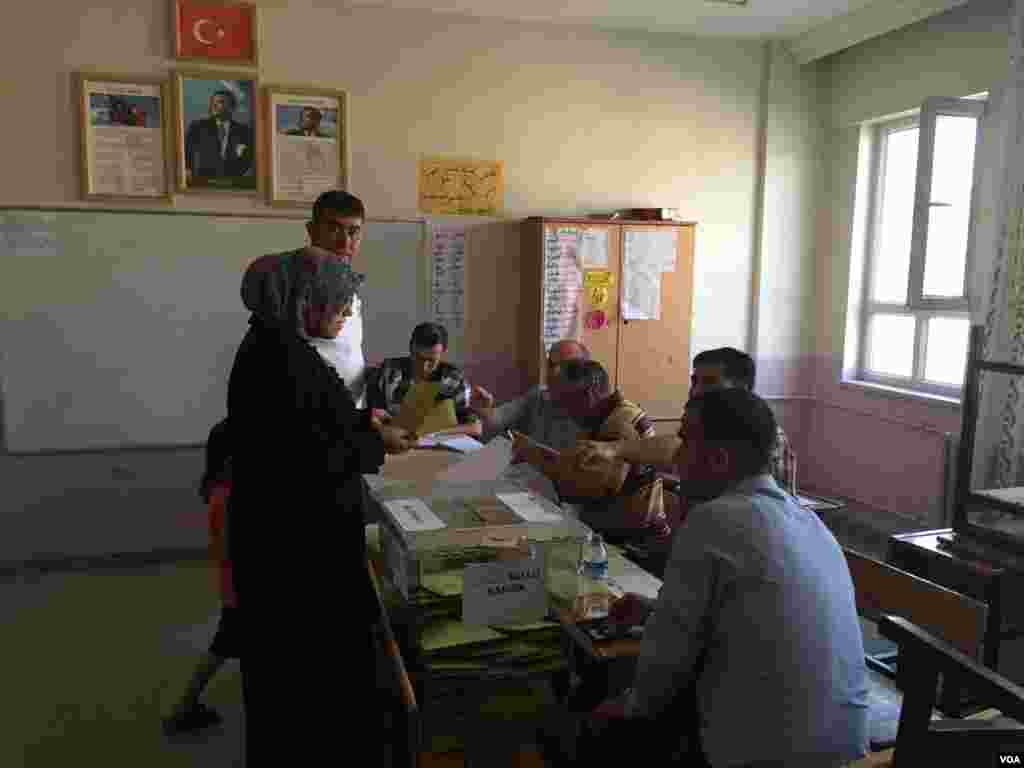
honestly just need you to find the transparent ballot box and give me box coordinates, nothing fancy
[367,476,590,602]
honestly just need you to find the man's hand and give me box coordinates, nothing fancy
[608,593,653,628]
[574,440,621,470]
[510,430,533,465]
[469,384,495,413]
[378,424,417,455]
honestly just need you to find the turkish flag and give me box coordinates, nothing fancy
[176,0,256,62]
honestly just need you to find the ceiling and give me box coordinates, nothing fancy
[342,0,969,61]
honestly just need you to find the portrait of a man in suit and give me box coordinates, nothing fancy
[284,106,326,138]
[183,86,255,188]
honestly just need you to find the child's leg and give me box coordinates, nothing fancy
[171,651,227,715]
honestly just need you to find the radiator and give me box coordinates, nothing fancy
[941,431,961,527]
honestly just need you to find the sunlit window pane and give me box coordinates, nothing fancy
[924,316,969,386]
[867,314,915,377]
[923,114,976,298]
[872,127,918,303]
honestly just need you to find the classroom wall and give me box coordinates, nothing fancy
[0,0,771,562]
[754,41,823,465]
[806,0,1011,523]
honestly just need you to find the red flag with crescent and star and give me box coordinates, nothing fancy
[175,0,256,62]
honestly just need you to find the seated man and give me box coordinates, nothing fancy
[588,389,868,768]
[512,360,668,544]
[576,347,797,531]
[367,322,481,438]
[469,339,588,451]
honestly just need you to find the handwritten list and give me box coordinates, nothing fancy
[431,224,466,333]
[542,228,584,351]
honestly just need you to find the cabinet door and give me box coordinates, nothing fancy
[539,222,620,388]
[615,224,694,420]
[575,224,620,389]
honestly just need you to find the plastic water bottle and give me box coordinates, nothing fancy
[577,533,610,619]
[579,532,609,581]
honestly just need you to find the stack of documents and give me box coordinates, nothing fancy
[418,615,564,678]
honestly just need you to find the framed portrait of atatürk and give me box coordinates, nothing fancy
[173,69,259,193]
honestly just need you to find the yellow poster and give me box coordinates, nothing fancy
[394,381,458,434]
[418,156,503,216]
[584,270,613,307]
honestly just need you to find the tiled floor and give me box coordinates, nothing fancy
[10,506,1024,768]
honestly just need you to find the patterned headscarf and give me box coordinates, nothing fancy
[241,247,364,333]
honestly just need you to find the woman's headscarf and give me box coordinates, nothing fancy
[241,247,365,333]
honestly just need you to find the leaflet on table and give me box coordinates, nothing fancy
[417,434,484,452]
[382,498,447,532]
[496,491,562,524]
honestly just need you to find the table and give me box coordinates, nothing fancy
[888,528,1024,671]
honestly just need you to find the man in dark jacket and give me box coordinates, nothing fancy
[184,89,253,184]
[227,257,414,760]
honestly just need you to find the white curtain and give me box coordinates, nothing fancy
[970,0,1024,494]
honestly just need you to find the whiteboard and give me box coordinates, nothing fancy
[0,208,428,453]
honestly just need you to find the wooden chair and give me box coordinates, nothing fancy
[368,559,421,768]
[842,548,989,747]
[844,614,1024,767]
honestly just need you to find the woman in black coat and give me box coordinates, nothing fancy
[226,257,414,759]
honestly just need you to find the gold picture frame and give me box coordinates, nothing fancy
[264,84,348,207]
[77,72,173,201]
[172,68,261,195]
[173,0,260,67]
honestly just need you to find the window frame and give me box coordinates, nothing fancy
[856,97,984,399]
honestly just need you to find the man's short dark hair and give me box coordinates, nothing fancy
[312,190,365,222]
[686,389,776,476]
[692,347,756,390]
[410,322,448,350]
[303,106,322,122]
[212,89,238,111]
[561,359,610,396]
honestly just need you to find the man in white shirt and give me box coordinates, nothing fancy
[241,190,369,406]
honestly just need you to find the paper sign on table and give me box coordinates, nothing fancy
[383,498,447,532]
[496,491,562,524]
[462,551,548,627]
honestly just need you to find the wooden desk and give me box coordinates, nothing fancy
[888,528,1024,671]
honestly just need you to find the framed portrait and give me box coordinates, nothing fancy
[173,69,259,194]
[77,73,172,200]
[173,0,259,66]
[265,85,348,206]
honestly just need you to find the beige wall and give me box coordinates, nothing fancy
[804,0,1010,520]
[0,0,772,561]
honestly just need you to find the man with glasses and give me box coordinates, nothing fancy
[470,339,589,451]
[241,190,370,406]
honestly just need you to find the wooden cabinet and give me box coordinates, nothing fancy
[521,217,695,420]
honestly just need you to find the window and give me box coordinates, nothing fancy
[857,97,984,398]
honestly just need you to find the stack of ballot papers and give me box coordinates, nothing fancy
[417,615,565,678]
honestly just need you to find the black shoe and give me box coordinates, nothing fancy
[162,701,223,736]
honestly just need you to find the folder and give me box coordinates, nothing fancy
[393,381,458,434]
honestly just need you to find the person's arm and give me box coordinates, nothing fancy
[574,434,680,471]
[626,508,726,719]
[471,386,530,439]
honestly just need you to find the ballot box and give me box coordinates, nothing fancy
[369,476,589,602]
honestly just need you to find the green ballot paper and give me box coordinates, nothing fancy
[394,380,458,434]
